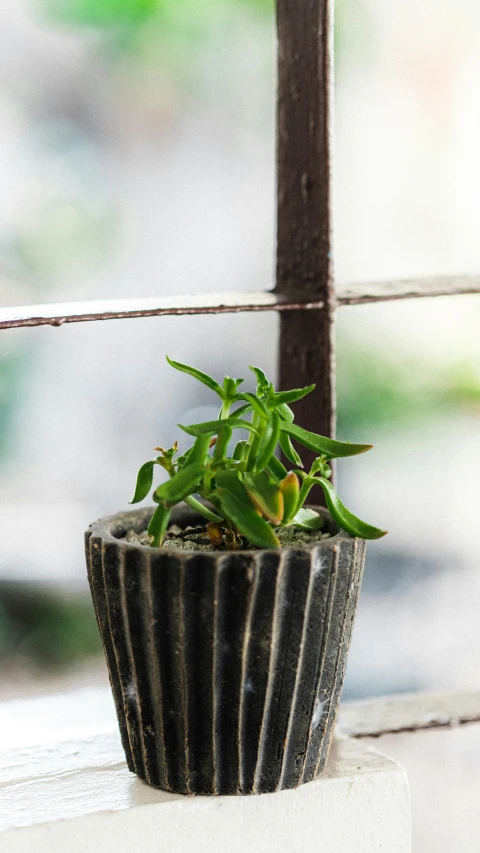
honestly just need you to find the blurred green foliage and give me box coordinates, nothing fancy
[337,336,480,437]
[46,0,159,27]
[40,0,369,75]
[334,0,375,73]
[43,0,273,31]
[0,350,31,462]
[0,585,101,670]
[40,0,275,97]
[14,200,118,287]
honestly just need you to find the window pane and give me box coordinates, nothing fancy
[3,0,480,310]
[335,0,480,282]
[337,297,480,699]
[0,0,275,307]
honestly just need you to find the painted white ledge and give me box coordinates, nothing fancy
[0,688,411,853]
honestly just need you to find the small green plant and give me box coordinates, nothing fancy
[130,357,387,549]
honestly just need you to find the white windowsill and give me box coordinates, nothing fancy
[0,687,411,853]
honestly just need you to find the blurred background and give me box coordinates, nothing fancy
[0,0,479,848]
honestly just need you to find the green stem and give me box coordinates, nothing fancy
[148,503,171,547]
[297,478,315,512]
[184,495,224,523]
[220,400,231,419]
[245,412,263,471]
[214,400,231,461]
[187,434,211,466]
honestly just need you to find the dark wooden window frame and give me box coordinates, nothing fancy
[1,0,479,736]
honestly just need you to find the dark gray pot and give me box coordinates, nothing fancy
[85,504,366,795]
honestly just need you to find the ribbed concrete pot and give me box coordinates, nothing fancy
[85,504,366,795]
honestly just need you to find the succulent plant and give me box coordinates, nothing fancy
[130,357,387,548]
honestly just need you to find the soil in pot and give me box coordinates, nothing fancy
[123,521,332,551]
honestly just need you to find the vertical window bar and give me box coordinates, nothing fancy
[275,0,335,450]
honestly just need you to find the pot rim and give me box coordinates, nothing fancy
[86,503,355,558]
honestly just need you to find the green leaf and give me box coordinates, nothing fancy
[223,376,244,398]
[232,402,252,419]
[249,365,269,394]
[291,507,324,531]
[211,487,280,549]
[130,460,157,504]
[184,495,224,523]
[166,356,224,398]
[276,402,294,423]
[214,469,245,499]
[175,450,191,467]
[254,411,281,472]
[271,384,316,406]
[187,434,211,466]
[234,392,269,418]
[279,472,300,525]
[244,471,284,525]
[280,422,373,459]
[279,431,303,467]
[266,454,288,482]
[233,440,249,462]
[317,478,387,540]
[153,463,205,504]
[148,502,171,548]
[214,423,233,458]
[179,418,258,437]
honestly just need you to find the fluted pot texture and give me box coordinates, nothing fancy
[85,504,366,795]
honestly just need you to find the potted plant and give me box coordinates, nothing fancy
[85,357,386,795]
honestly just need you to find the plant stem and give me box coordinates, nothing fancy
[184,495,223,523]
[214,400,232,461]
[245,412,262,471]
[297,478,315,511]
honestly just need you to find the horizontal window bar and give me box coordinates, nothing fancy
[339,274,480,305]
[1,274,479,330]
[339,689,480,739]
[0,291,325,330]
